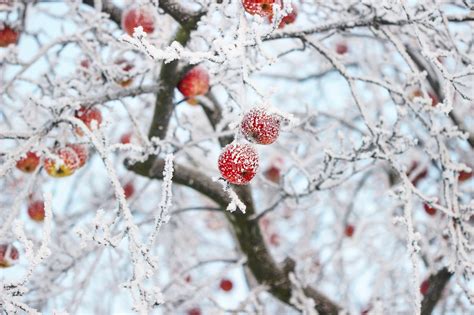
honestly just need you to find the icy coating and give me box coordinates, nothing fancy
[218,143,259,185]
[67,143,89,168]
[241,108,281,145]
[177,66,210,98]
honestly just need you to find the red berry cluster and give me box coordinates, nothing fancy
[218,108,281,185]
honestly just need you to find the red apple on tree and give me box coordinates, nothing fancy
[114,58,135,87]
[122,7,155,37]
[242,0,280,17]
[336,42,348,55]
[218,143,259,185]
[459,170,472,182]
[67,144,89,168]
[241,108,281,145]
[420,279,430,295]
[16,151,40,173]
[75,106,103,135]
[187,307,201,315]
[269,3,297,28]
[177,66,210,105]
[0,244,19,268]
[28,200,45,222]
[344,224,355,237]
[264,165,281,183]
[120,132,133,144]
[44,147,80,178]
[219,278,233,292]
[423,203,436,216]
[123,181,135,199]
[0,24,19,47]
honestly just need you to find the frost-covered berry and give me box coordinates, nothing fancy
[241,108,281,145]
[75,106,102,135]
[16,151,40,173]
[459,170,472,182]
[219,278,233,292]
[67,144,89,168]
[123,182,135,199]
[44,147,80,178]
[242,0,279,17]
[120,132,133,144]
[264,165,281,183]
[177,66,209,104]
[420,279,430,295]
[122,7,155,37]
[27,200,45,222]
[344,224,355,237]
[269,3,297,28]
[423,203,436,216]
[115,58,134,87]
[187,308,201,315]
[218,143,259,185]
[0,24,19,47]
[336,42,348,55]
[0,244,19,268]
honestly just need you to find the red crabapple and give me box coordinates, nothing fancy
[122,7,155,37]
[75,106,103,135]
[264,165,281,183]
[27,200,45,222]
[241,108,281,145]
[114,58,134,87]
[187,308,201,315]
[44,147,80,178]
[177,66,209,104]
[67,144,89,168]
[218,143,259,185]
[336,42,348,55]
[269,233,280,246]
[423,203,436,216]
[269,3,297,28]
[420,279,430,295]
[120,132,133,144]
[242,0,280,17]
[219,278,233,292]
[16,151,40,173]
[123,182,135,199]
[344,224,355,237]
[0,244,19,268]
[407,161,428,187]
[0,24,19,47]
[459,170,472,182]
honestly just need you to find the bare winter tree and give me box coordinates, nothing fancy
[0,0,473,314]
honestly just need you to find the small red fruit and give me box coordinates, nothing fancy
[177,66,210,104]
[241,108,281,145]
[187,308,201,315]
[269,3,297,28]
[114,58,134,87]
[16,151,40,173]
[123,182,135,199]
[218,143,259,185]
[336,42,348,55]
[75,106,102,135]
[242,0,280,17]
[344,224,355,237]
[122,7,155,36]
[27,200,45,222]
[44,147,80,178]
[420,279,430,295]
[428,91,439,107]
[459,170,472,182]
[67,144,89,168]
[219,278,233,292]
[0,244,19,268]
[264,165,281,183]
[423,203,436,216]
[120,132,133,144]
[269,233,280,246]
[0,24,19,47]
[407,161,428,186]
